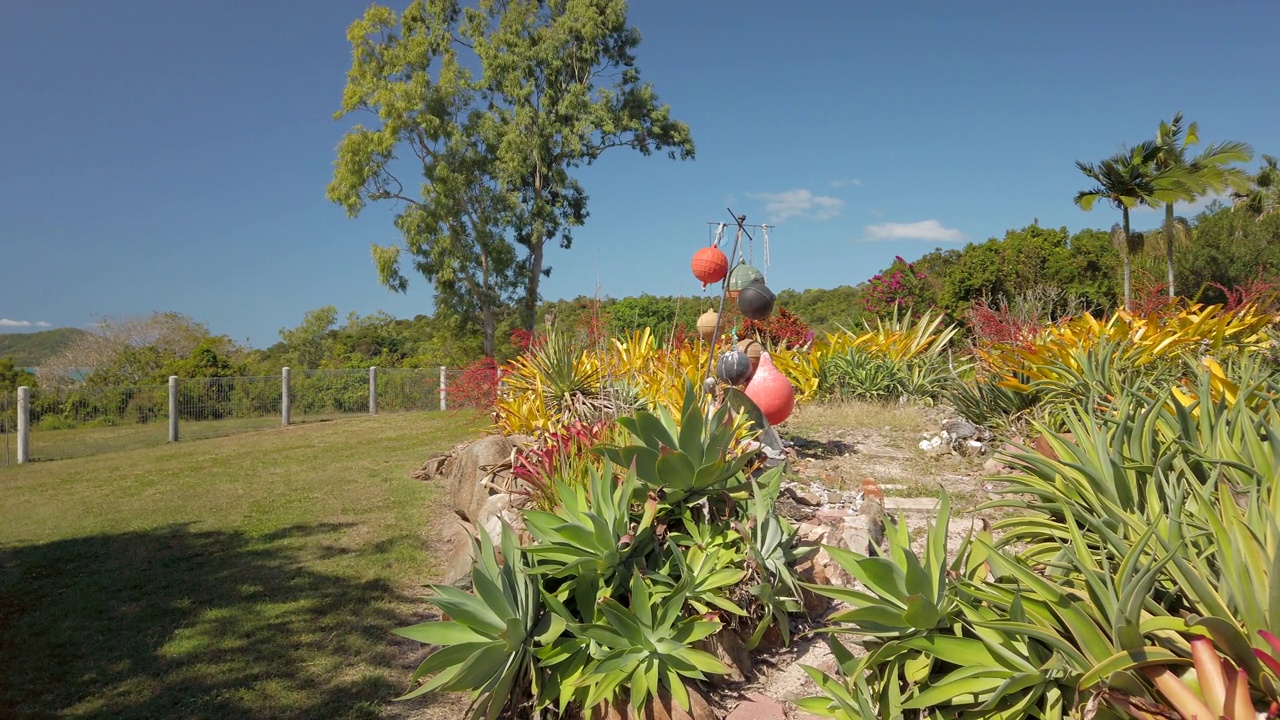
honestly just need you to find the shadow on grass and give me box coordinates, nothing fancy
[0,524,445,720]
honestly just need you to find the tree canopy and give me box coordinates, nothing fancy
[328,0,694,356]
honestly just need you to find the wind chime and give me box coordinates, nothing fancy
[689,211,795,426]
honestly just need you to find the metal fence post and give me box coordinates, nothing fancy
[368,366,377,416]
[168,376,179,442]
[439,366,447,411]
[17,386,30,464]
[282,367,291,426]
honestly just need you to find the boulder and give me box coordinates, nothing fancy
[444,434,520,523]
[942,418,979,440]
[440,518,480,588]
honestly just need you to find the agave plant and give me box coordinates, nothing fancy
[800,492,1090,719]
[534,572,731,716]
[393,523,544,719]
[522,463,657,613]
[739,467,813,649]
[595,380,757,510]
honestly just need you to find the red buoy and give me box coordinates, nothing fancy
[691,246,729,285]
[744,351,795,426]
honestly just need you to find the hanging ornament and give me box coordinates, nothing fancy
[690,246,728,285]
[696,309,720,342]
[744,351,795,425]
[735,338,763,374]
[716,349,753,386]
[737,279,776,321]
[726,263,763,300]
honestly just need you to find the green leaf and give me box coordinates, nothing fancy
[394,620,489,646]
[1077,646,1188,690]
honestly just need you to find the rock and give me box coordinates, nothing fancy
[440,518,479,588]
[982,458,1007,475]
[796,522,830,544]
[839,523,872,556]
[810,546,850,586]
[760,425,786,467]
[411,452,450,481]
[883,497,941,514]
[726,693,787,720]
[695,630,752,685]
[445,435,519,524]
[813,507,849,522]
[918,435,947,454]
[783,486,822,506]
[942,418,979,440]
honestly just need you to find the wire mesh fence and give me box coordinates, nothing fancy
[291,369,371,421]
[376,368,443,413]
[176,376,283,442]
[27,384,169,462]
[1,366,459,467]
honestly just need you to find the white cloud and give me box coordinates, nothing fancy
[747,189,844,223]
[0,318,51,328]
[829,178,863,188]
[862,219,965,242]
[1132,191,1231,216]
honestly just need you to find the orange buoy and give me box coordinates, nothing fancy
[744,351,795,426]
[691,246,729,285]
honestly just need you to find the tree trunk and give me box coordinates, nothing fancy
[1122,208,1133,311]
[481,304,495,358]
[1164,203,1176,297]
[523,169,545,333]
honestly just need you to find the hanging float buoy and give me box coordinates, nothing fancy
[690,246,729,285]
[744,351,795,425]
[696,309,720,342]
[737,279,775,321]
[726,263,763,300]
[735,338,763,374]
[716,349,753,386]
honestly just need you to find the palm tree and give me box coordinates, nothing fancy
[1233,154,1280,217]
[1075,141,1167,310]
[1150,113,1253,296]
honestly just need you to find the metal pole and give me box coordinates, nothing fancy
[439,366,447,411]
[281,367,291,426]
[368,367,377,416]
[702,210,749,388]
[17,386,30,464]
[168,376,179,442]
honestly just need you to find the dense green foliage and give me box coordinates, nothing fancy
[329,0,694,353]
[0,328,86,368]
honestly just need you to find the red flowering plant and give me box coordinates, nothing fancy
[1210,270,1280,313]
[864,256,930,317]
[511,419,612,509]
[742,307,814,350]
[965,298,1042,348]
[448,357,501,409]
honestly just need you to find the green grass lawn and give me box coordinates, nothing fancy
[0,411,486,720]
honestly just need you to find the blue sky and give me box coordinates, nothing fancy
[2,1,1277,347]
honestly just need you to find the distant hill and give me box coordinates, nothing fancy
[0,327,87,368]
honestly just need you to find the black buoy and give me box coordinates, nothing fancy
[737,279,775,321]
